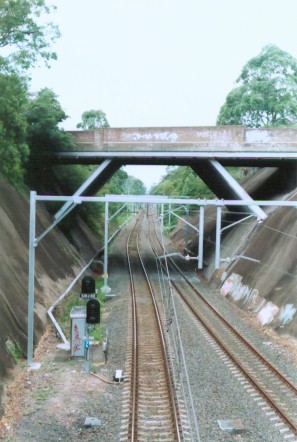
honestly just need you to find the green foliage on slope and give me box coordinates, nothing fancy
[0,73,29,186]
[54,165,146,237]
[25,88,73,188]
[0,0,60,187]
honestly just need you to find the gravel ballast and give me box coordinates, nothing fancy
[1,219,297,442]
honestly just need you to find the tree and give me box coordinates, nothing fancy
[0,0,59,73]
[53,165,146,236]
[152,166,213,199]
[25,88,72,188]
[0,72,29,186]
[76,109,110,130]
[27,88,71,151]
[124,175,146,195]
[217,45,297,128]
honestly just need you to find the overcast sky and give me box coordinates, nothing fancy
[30,0,297,189]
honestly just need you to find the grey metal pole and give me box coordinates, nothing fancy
[161,203,164,232]
[27,191,36,365]
[215,206,222,269]
[185,205,189,248]
[102,201,111,293]
[168,203,171,229]
[83,323,90,372]
[198,206,204,269]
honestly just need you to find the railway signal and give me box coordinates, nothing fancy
[80,275,97,299]
[86,298,100,324]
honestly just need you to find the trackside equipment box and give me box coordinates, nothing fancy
[70,306,86,357]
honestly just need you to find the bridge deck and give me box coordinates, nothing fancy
[49,126,297,222]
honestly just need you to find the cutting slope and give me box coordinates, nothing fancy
[0,176,99,416]
[171,168,297,337]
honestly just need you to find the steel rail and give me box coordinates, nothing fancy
[148,212,203,442]
[169,257,297,395]
[126,217,140,442]
[135,230,182,442]
[126,214,181,441]
[172,281,297,435]
[149,214,297,435]
[152,215,297,392]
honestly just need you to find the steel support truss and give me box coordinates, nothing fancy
[28,192,297,365]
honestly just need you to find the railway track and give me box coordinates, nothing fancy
[120,215,182,441]
[148,211,297,438]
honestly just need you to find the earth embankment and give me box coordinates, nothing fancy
[171,167,297,338]
[0,176,100,416]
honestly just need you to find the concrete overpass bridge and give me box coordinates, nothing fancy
[50,125,297,220]
[27,126,297,364]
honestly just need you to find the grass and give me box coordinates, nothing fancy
[88,324,103,342]
[33,386,56,403]
[6,339,23,364]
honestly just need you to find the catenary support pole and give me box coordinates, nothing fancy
[168,203,171,229]
[161,203,164,232]
[27,191,37,365]
[198,206,204,269]
[215,206,222,269]
[102,201,111,293]
[185,204,189,248]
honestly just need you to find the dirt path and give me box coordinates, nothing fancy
[0,224,131,442]
[0,322,124,441]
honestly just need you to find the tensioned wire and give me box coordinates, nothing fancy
[152,217,192,441]
[152,212,202,442]
[154,231,195,442]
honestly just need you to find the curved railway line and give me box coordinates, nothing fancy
[120,214,182,441]
[147,210,297,438]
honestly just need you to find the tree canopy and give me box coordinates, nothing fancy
[76,109,110,130]
[26,88,71,152]
[151,166,213,199]
[0,72,29,186]
[53,165,146,236]
[25,88,73,188]
[0,0,59,73]
[217,44,297,128]
[0,1,60,187]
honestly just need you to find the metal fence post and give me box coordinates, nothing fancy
[102,201,111,293]
[198,206,204,269]
[185,204,189,248]
[28,191,36,365]
[215,206,222,269]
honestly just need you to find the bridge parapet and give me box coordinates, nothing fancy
[66,126,297,153]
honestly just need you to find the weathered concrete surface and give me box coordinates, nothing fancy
[171,168,297,337]
[0,176,101,417]
[66,126,297,153]
[207,189,297,336]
